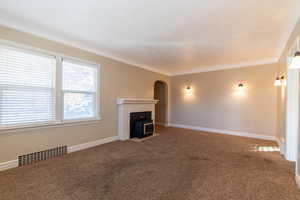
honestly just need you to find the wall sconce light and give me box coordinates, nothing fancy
[274,77,282,87]
[185,86,192,95]
[280,75,286,86]
[290,51,300,69]
[233,82,246,97]
[186,86,191,92]
[274,75,286,87]
[237,82,245,92]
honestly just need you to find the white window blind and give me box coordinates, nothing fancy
[0,44,100,130]
[0,47,56,127]
[62,59,97,120]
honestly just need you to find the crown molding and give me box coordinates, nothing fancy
[170,57,279,76]
[0,17,281,77]
[0,19,171,76]
[276,13,300,59]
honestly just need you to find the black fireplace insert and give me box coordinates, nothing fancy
[130,111,154,138]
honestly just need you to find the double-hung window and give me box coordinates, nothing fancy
[62,59,98,121]
[0,44,100,130]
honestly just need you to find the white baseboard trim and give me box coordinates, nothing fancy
[67,136,119,153]
[276,137,285,155]
[169,123,277,141]
[0,136,119,172]
[296,173,300,188]
[0,159,18,171]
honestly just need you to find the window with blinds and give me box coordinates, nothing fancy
[62,60,97,120]
[0,47,56,127]
[0,44,99,130]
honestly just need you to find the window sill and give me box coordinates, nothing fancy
[0,118,102,134]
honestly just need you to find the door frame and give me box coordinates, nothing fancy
[153,80,169,126]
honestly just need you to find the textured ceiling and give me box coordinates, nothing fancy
[0,0,300,75]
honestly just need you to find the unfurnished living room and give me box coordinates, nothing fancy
[1,1,300,200]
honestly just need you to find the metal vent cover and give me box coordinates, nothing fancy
[18,146,67,167]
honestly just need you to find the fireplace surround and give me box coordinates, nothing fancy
[117,98,159,140]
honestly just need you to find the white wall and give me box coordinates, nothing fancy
[170,63,278,137]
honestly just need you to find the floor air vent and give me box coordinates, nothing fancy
[18,146,67,167]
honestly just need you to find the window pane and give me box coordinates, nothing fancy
[0,47,56,127]
[63,93,94,120]
[0,88,55,125]
[0,48,55,88]
[63,60,96,92]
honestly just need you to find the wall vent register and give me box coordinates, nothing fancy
[18,146,67,166]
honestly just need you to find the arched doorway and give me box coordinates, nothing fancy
[154,81,168,128]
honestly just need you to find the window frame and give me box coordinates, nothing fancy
[61,58,100,123]
[0,41,101,132]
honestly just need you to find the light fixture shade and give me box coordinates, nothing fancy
[185,86,192,96]
[281,75,287,86]
[234,82,246,97]
[274,77,281,86]
[289,52,300,69]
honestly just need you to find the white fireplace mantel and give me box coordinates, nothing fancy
[117,98,159,140]
[117,98,159,105]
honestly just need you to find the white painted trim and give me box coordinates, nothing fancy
[276,137,286,155]
[170,58,278,76]
[0,136,118,171]
[117,98,159,105]
[276,10,300,58]
[285,50,299,162]
[296,173,300,188]
[169,123,276,141]
[67,136,118,153]
[0,119,101,134]
[0,159,18,171]
[117,101,156,140]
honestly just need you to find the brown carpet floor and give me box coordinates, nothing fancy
[1,127,300,200]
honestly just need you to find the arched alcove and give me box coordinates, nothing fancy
[154,80,168,126]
